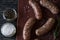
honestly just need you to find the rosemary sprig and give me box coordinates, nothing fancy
[54,18,60,40]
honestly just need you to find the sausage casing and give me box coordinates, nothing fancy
[23,18,36,40]
[40,0,59,14]
[29,0,42,20]
[36,18,55,36]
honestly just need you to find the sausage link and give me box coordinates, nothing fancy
[23,18,36,40]
[36,18,55,36]
[40,0,59,14]
[29,0,42,20]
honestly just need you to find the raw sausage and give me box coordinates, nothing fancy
[23,18,36,40]
[29,0,42,20]
[40,0,59,14]
[36,18,55,36]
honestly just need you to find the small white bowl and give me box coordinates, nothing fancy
[3,8,17,21]
[1,23,16,37]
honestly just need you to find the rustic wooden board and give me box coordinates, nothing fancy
[17,0,60,40]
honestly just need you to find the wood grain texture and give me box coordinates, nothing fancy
[17,0,60,40]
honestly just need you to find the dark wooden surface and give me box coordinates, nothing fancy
[0,0,18,40]
[17,0,60,40]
